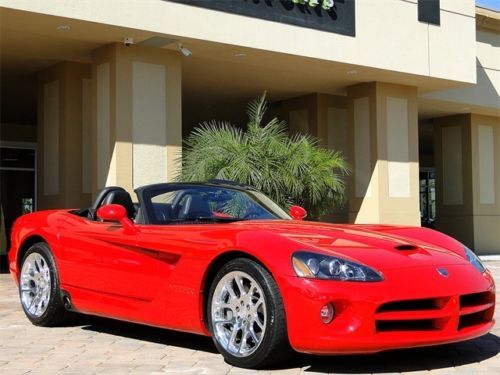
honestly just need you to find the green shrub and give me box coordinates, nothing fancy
[178,92,349,219]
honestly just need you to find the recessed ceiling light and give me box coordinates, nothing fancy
[462,107,470,111]
[234,53,247,57]
[347,70,357,75]
[57,25,71,30]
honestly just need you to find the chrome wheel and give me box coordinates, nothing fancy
[211,271,267,357]
[20,252,51,318]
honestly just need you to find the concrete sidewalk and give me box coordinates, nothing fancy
[1,262,499,374]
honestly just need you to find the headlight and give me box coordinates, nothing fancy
[464,246,486,273]
[292,251,383,282]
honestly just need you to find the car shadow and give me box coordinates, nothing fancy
[73,314,499,372]
[77,314,218,353]
[287,335,500,373]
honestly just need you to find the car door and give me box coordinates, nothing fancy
[57,212,159,302]
[135,222,222,330]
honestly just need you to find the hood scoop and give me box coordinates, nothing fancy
[395,244,418,251]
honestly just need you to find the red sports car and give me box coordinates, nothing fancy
[8,181,495,368]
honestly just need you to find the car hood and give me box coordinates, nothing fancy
[235,220,469,271]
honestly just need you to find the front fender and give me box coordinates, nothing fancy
[8,211,63,282]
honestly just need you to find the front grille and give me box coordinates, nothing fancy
[459,291,493,309]
[377,298,441,312]
[376,319,438,332]
[458,291,495,331]
[375,292,494,334]
[375,297,450,333]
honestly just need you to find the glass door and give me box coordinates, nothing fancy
[0,146,36,255]
[419,168,436,228]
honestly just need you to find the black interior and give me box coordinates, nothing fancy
[72,186,137,221]
[102,190,136,220]
[178,193,212,219]
[153,203,172,222]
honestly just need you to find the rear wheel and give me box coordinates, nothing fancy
[19,242,74,326]
[207,258,291,368]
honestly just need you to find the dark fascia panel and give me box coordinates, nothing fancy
[418,0,440,26]
[166,0,356,37]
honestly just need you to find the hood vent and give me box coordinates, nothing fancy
[395,244,418,251]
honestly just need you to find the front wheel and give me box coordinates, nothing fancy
[207,258,292,368]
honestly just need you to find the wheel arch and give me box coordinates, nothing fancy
[17,235,49,276]
[200,250,271,332]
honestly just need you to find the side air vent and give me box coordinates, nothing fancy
[395,244,418,251]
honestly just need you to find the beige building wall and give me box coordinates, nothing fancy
[281,94,317,137]
[0,0,477,84]
[347,82,420,226]
[281,94,349,222]
[434,115,474,248]
[91,44,182,198]
[281,84,420,226]
[422,9,499,115]
[471,114,500,254]
[37,62,91,209]
[281,94,347,147]
[434,114,500,254]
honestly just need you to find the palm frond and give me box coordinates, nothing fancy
[177,92,349,218]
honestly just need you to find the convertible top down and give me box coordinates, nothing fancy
[8,181,495,368]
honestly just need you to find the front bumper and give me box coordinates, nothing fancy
[279,264,495,354]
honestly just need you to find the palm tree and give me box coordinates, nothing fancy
[178,92,349,219]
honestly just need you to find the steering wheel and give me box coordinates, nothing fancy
[170,190,190,218]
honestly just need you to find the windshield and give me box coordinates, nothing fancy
[147,185,291,224]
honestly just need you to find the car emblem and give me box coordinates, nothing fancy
[437,268,449,278]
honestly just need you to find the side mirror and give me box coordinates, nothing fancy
[97,204,126,221]
[97,204,137,233]
[289,205,307,221]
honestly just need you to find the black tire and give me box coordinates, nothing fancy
[19,242,74,326]
[207,258,292,368]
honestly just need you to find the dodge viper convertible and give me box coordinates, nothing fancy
[8,181,496,368]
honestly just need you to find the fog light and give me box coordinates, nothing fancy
[320,303,335,324]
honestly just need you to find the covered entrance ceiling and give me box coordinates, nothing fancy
[0,7,482,128]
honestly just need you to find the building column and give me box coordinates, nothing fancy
[434,114,500,254]
[38,62,91,209]
[91,43,182,197]
[346,82,420,225]
[280,93,348,222]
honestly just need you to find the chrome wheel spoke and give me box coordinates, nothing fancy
[20,253,51,318]
[228,326,240,352]
[234,275,245,297]
[254,317,264,330]
[214,318,233,325]
[29,292,41,314]
[239,326,249,353]
[249,327,259,344]
[225,282,238,300]
[216,302,232,309]
[248,284,257,300]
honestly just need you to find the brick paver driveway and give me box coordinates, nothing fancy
[1,261,499,374]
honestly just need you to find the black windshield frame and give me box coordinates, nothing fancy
[135,183,291,225]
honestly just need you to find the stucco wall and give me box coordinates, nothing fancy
[0,0,477,84]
